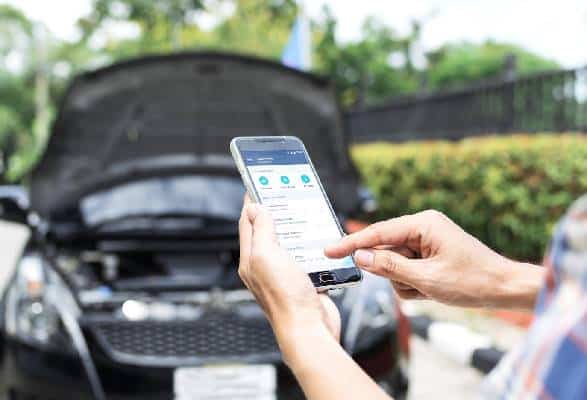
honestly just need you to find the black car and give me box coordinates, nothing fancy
[0,53,410,400]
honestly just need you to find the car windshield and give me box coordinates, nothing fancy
[80,175,245,227]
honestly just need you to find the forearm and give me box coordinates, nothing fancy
[491,259,545,310]
[277,324,392,400]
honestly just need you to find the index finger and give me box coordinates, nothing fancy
[325,214,422,258]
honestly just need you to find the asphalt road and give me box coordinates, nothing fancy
[409,335,484,399]
[0,221,484,399]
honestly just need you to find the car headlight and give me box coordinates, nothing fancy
[341,271,397,352]
[4,254,79,351]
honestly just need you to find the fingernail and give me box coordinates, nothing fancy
[354,249,374,268]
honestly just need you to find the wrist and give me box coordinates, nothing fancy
[494,259,545,310]
[271,312,335,367]
[277,322,338,371]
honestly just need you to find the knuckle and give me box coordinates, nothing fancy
[368,221,387,242]
[338,235,352,248]
[415,224,430,242]
[379,253,398,274]
[421,209,446,221]
[417,209,448,237]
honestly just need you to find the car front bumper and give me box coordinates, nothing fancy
[0,333,407,400]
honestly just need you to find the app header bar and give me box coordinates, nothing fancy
[242,150,308,166]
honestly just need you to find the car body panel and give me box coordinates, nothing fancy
[1,332,403,399]
[30,52,359,221]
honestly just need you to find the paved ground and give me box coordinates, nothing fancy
[406,300,526,351]
[405,300,528,399]
[0,221,488,399]
[409,335,484,399]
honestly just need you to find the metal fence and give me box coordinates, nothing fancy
[347,66,587,143]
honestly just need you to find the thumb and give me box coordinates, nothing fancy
[354,249,422,285]
[246,203,278,247]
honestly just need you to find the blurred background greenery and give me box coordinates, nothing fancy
[0,0,562,181]
[353,134,587,261]
[2,0,585,261]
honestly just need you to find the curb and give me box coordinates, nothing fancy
[490,309,533,328]
[409,315,505,374]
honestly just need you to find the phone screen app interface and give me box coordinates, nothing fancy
[243,149,355,273]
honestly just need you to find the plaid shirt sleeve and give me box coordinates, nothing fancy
[481,194,587,400]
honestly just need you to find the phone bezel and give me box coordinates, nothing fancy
[230,136,362,291]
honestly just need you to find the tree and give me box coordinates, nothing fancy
[426,41,559,89]
[78,1,420,108]
[78,0,205,50]
[0,5,38,180]
[74,0,297,62]
[193,0,297,58]
[0,5,75,181]
[313,7,420,108]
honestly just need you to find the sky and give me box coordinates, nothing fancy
[2,0,587,68]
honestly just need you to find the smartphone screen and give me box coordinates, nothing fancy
[240,148,356,274]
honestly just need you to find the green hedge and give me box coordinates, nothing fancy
[351,133,587,261]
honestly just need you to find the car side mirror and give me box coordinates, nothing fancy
[0,186,29,225]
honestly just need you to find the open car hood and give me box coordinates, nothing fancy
[30,52,359,220]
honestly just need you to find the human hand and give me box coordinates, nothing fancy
[238,196,341,360]
[238,198,393,400]
[325,210,544,309]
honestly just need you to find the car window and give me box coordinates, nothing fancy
[80,175,245,226]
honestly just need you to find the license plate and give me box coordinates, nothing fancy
[174,364,276,400]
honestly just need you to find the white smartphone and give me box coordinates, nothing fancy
[230,136,362,291]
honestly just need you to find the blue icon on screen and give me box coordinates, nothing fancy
[301,174,311,184]
[259,176,269,185]
[280,176,290,184]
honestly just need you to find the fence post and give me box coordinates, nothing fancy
[502,54,517,81]
[501,54,517,131]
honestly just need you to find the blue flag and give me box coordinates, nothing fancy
[281,13,312,71]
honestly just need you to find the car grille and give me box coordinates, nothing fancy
[85,311,280,366]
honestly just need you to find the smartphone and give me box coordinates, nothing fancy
[230,136,362,291]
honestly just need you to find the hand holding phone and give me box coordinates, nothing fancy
[238,197,342,341]
[230,136,362,290]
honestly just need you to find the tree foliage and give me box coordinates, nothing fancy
[193,0,296,57]
[427,41,559,89]
[0,5,36,181]
[313,8,420,108]
[0,1,563,181]
[78,0,205,48]
[76,0,297,60]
